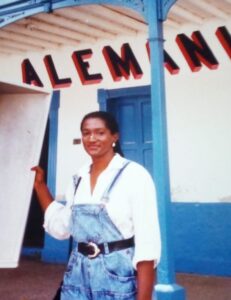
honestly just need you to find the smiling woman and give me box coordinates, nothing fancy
[81,111,122,159]
[32,110,161,300]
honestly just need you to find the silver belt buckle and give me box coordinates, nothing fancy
[88,242,100,259]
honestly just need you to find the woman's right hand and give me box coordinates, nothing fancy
[31,166,53,211]
[31,166,45,189]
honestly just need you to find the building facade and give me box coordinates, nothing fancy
[0,0,230,283]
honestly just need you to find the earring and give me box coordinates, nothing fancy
[112,142,116,148]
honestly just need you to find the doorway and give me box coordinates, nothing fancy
[22,90,60,252]
[23,121,49,248]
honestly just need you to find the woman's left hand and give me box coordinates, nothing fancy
[136,260,156,300]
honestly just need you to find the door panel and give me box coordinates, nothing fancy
[101,86,153,174]
[0,82,51,268]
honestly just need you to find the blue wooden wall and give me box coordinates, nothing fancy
[173,203,231,276]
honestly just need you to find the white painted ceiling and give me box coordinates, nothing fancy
[0,0,230,56]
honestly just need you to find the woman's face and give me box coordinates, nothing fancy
[81,117,118,159]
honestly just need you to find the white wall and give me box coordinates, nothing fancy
[165,19,231,202]
[0,19,230,203]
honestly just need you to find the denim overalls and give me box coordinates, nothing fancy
[61,161,136,299]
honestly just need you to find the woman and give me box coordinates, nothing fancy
[32,111,161,300]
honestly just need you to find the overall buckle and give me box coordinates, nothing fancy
[87,242,101,259]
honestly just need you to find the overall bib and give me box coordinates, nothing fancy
[61,162,137,300]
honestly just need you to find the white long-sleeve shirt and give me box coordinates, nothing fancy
[44,154,161,268]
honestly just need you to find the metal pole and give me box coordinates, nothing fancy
[147,0,185,299]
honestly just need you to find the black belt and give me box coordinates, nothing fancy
[78,237,134,259]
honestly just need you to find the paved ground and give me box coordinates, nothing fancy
[0,256,230,300]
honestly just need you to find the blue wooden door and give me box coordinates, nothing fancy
[98,85,153,174]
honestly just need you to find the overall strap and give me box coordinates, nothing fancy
[102,160,130,202]
[73,175,82,196]
[70,175,82,207]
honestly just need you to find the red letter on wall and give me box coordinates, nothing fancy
[146,42,180,74]
[21,59,43,87]
[44,55,72,88]
[72,49,103,85]
[102,43,143,81]
[176,31,219,71]
[216,26,231,59]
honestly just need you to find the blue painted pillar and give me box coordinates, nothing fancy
[147,1,185,299]
[42,90,70,263]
